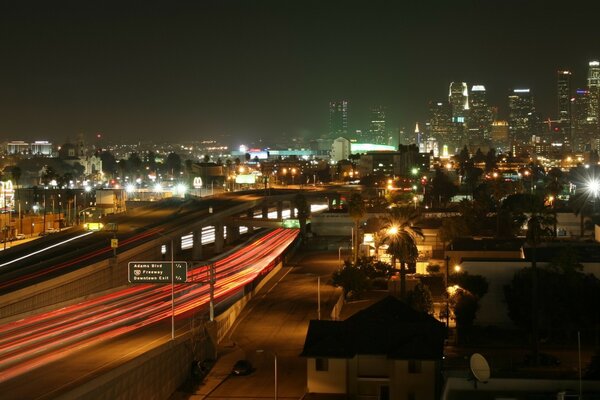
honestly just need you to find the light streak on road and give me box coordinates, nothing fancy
[0,228,299,383]
[0,232,96,269]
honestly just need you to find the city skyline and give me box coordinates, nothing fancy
[0,1,599,144]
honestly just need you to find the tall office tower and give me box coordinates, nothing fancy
[468,85,493,143]
[587,61,600,128]
[573,89,593,151]
[368,105,387,144]
[427,100,452,147]
[449,82,469,121]
[508,89,535,147]
[491,121,510,150]
[557,70,572,123]
[557,70,572,150]
[329,100,349,139]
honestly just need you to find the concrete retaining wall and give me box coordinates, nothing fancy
[51,256,287,400]
[57,334,195,400]
[0,240,160,321]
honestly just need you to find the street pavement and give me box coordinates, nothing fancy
[173,249,344,400]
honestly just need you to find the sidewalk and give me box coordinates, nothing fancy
[171,248,344,399]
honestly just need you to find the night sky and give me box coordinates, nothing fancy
[0,1,598,145]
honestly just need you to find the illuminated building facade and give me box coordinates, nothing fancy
[490,121,509,150]
[587,61,600,129]
[572,89,593,151]
[329,100,349,140]
[368,105,387,144]
[508,89,535,147]
[557,70,572,123]
[449,82,469,120]
[468,85,493,144]
[427,100,452,149]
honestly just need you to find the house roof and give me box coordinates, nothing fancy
[448,238,524,252]
[301,296,446,360]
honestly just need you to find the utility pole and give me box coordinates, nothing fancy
[209,263,215,321]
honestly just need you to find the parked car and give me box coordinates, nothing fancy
[231,359,253,376]
[15,233,26,240]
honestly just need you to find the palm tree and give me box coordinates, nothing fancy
[380,207,423,298]
[570,192,594,237]
[513,193,554,365]
[294,193,310,237]
[347,192,366,263]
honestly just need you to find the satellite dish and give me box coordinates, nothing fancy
[469,353,490,384]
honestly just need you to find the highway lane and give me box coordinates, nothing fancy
[194,249,344,400]
[0,197,239,294]
[0,228,299,390]
[0,201,327,295]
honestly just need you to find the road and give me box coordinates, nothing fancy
[0,228,298,395]
[181,249,344,400]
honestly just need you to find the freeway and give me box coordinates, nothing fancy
[0,228,299,389]
[0,197,229,294]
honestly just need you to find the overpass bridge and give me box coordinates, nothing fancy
[0,188,351,321]
[0,187,357,399]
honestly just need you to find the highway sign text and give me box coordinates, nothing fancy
[128,261,188,283]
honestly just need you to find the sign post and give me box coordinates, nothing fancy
[128,261,188,283]
[128,259,188,340]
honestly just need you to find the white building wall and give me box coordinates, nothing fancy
[306,357,347,394]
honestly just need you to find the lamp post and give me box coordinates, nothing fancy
[151,230,176,341]
[256,349,277,400]
[445,256,450,328]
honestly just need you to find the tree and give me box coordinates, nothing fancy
[294,193,310,236]
[504,248,600,343]
[406,283,434,314]
[521,193,555,364]
[380,207,423,298]
[347,192,366,263]
[100,151,117,177]
[484,149,497,172]
[449,272,489,299]
[426,168,458,207]
[165,153,182,177]
[40,165,57,185]
[331,261,369,300]
[569,192,594,237]
[452,289,479,340]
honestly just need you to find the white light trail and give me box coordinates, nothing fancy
[0,232,96,269]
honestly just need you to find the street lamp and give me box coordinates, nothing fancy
[445,256,450,328]
[256,349,277,400]
[291,168,297,186]
[152,230,176,340]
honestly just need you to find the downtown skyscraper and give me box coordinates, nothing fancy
[557,70,572,123]
[508,89,535,149]
[468,85,493,144]
[328,100,349,140]
[587,61,600,128]
[448,82,469,152]
[368,105,387,144]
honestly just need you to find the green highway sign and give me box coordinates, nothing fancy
[128,261,188,284]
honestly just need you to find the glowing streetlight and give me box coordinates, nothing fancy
[154,183,163,193]
[585,179,600,198]
[387,226,398,236]
[454,265,461,273]
[175,183,187,197]
[126,184,135,193]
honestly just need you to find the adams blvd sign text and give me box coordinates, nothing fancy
[128,261,188,283]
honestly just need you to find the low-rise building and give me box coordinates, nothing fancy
[301,296,446,400]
